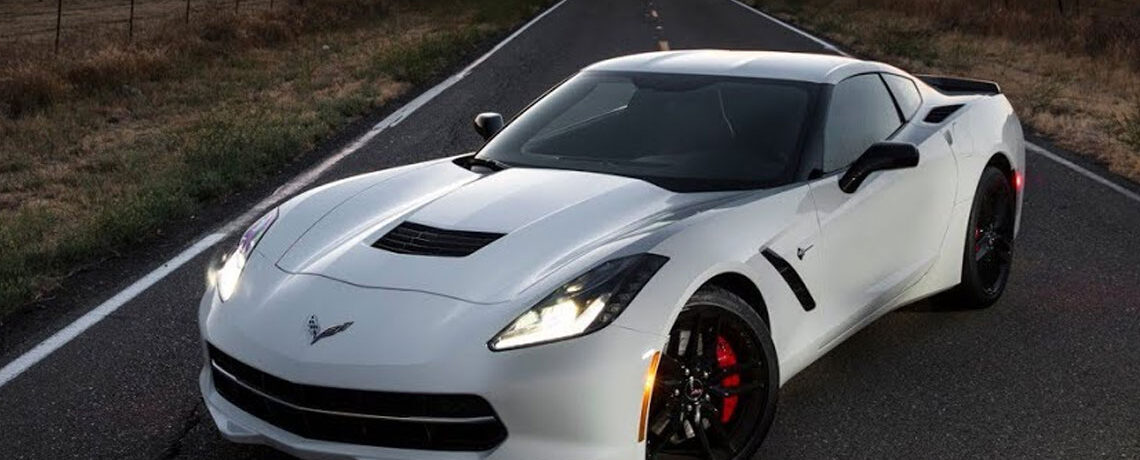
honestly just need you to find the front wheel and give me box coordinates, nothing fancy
[646,286,778,460]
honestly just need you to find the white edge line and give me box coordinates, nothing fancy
[732,0,1139,204]
[0,0,572,389]
[1027,142,1140,203]
[726,0,850,56]
[0,233,227,388]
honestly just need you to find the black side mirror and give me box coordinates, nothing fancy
[838,142,919,193]
[473,112,504,140]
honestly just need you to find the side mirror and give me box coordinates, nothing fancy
[473,112,504,140]
[838,142,919,193]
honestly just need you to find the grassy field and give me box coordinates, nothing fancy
[746,0,1140,183]
[0,0,278,44]
[0,0,549,317]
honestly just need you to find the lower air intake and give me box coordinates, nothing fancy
[208,344,507,451]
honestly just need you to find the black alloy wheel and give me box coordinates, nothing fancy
[646,286,778,460]
[950,165,1017,308]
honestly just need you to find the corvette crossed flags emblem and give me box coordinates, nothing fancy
[306,315,354,345]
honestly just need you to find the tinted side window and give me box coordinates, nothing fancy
[823,75,902,171]
[883,74,922,121]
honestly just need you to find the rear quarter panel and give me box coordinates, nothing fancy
[889,94,1026,307]
[953,96,1025,211]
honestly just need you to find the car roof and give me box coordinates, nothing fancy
[583,50,900,84]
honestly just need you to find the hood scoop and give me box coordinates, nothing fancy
[278,166,715,303]
[372,221,506,257]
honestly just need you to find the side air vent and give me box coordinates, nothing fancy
[761,249,816,311]
[924,104,964,124]
[373,222,505,257]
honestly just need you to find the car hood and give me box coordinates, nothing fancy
[272,160,734,304]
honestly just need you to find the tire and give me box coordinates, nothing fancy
[945,166,1016,309]
[645,286,779,460]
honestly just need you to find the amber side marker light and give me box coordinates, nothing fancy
[638,350,662,442]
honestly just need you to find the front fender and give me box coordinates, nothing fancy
[611,184,820,384]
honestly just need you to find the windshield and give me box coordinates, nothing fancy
[476,71,819,191]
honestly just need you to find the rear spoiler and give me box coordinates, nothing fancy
[916,75,1001,95]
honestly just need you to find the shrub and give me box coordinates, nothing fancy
[65,47,171,93]
[0,64,69,118]
[1122,100,1140,151]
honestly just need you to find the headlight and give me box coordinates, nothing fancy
[215,208,278,302]
[489,254,668,351]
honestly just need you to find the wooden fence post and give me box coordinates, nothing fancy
[128,0,135,43]
[54,0,62,53]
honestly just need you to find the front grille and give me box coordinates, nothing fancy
[372,222,505,257]
[208,344,507,451]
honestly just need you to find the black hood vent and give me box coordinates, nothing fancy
[923,104,964,123]
[373,222,505,257]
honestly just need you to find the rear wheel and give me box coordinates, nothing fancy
[947,166,1016,308]
[646,286,778,460]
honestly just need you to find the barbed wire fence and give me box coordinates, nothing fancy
[0,0,284,53]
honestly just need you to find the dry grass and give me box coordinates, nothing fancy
[747,0,1140,182]
[0,0,550,315]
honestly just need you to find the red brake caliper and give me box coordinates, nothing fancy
[715,335,740,423]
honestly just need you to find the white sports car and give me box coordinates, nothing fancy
[199,50,1025,460]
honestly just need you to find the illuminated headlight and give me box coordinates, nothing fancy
[214,208,278,302]
[489,254,668,351]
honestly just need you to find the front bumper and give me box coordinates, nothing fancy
[199,258,665,460]
[202,368,502,460]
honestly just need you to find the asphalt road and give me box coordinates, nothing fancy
[1,0,1139,458]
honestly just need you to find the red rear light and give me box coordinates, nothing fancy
[1013,171,1023,190]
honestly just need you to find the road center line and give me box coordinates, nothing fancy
[0,0,572,390]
